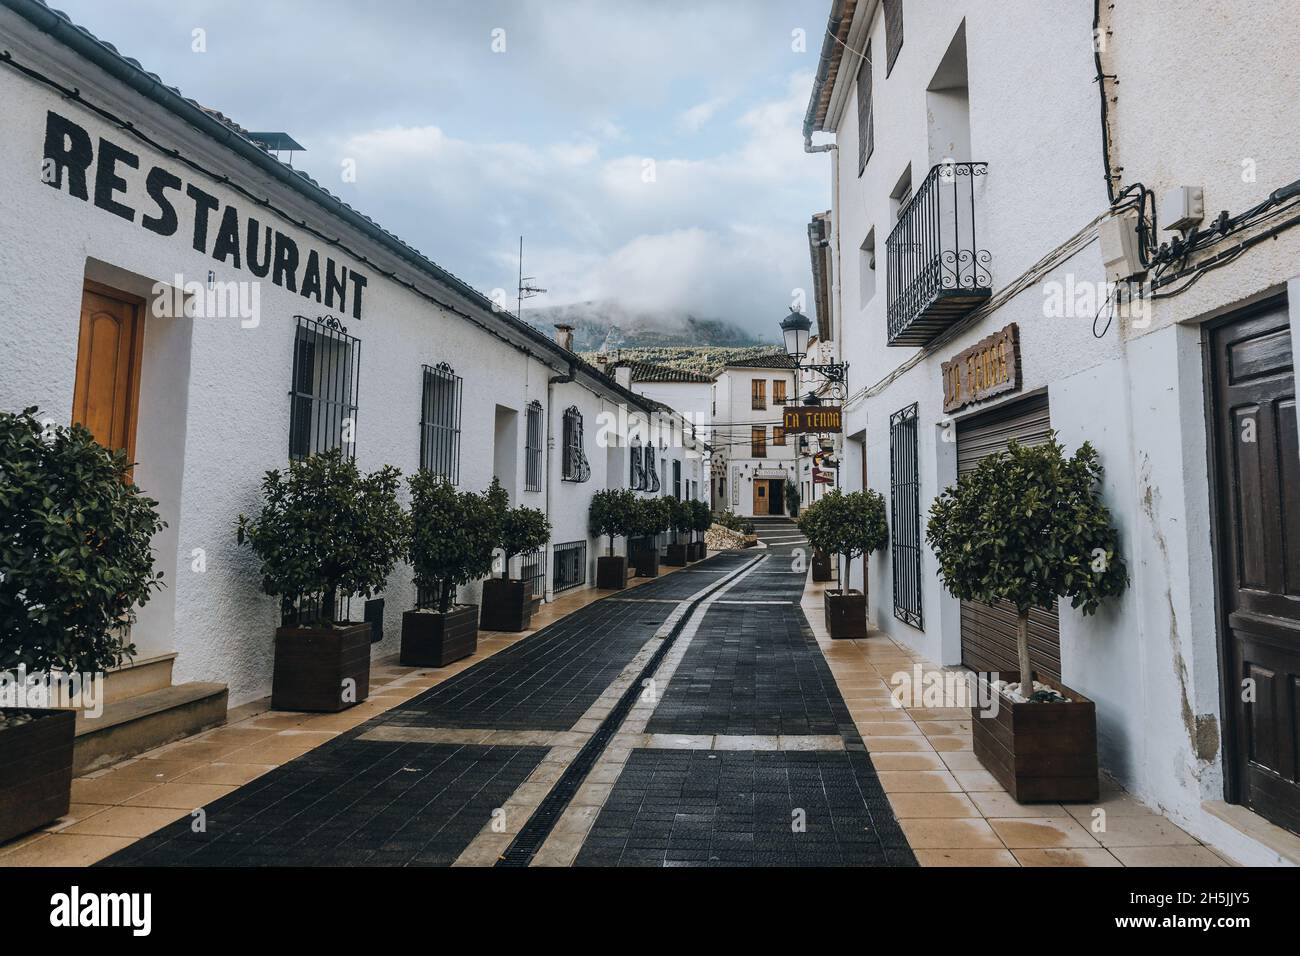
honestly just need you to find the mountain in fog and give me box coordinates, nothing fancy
[525,300,771,352]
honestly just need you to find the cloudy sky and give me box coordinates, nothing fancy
[58,0,832,340]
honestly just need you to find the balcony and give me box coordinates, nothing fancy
[885,161,991,347]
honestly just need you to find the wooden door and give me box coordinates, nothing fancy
[754,481,769,515]
[73,282,145,464]
[1209,298,1300,835]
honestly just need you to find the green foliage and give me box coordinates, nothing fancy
[785,479,802,517]
[486,478,550,578]
[925,437,1129,617]
[797,488,888,562]
[0,408,165,673]
[667,497,694,540]
[406,471,499,613]
[631,496,672,538]
[237,449,405,627]
[689,499,712,534]
[713,510,754,535]
[589,488,636,555]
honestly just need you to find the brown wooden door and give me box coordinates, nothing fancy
[73,282,145,464]
[1209,298,1300,835]
[754,481,769,515]
[956,394,1061,683]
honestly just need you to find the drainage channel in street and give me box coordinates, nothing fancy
[495,553,769,867]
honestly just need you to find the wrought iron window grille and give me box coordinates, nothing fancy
[288,314,361,461]
[890,403,923,629]
[419,362,463,482]
[552,540,587,593]
[524,400,543,492]
[561,406,591,482]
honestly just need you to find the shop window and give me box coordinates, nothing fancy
[890,402,923,628]
[420,362,462,482]
[289,315,360,461]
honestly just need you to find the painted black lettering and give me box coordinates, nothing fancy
[141,166,181,236]
[92,138,138,222]
[324,258,348,313]
[41,111,92,200]
[186,184,220,253]
[211,204,242,269]
[348,271,367,320]
[272,231,299,292]
[246,218,272,277]
[299,249,322,302]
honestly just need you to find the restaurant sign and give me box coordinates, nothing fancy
[781,405,843,434]
[941,323,1021,413]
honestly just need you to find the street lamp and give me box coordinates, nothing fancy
[779,309,847,386]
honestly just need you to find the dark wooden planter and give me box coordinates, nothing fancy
[479,578,534,632]
[634,548,660,578]
[811,549,833,582]
[597,555,628,589]
[0,708,75,843]
[664,543,688,567]
[971,673,1099,803]
[824,588,866,639]
[272,622,372,712]
[401,605,478,667]
[689,541,707,561]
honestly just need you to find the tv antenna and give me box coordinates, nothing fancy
[516,235,547,320]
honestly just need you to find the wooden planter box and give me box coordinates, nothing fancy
[811,549,834,582]
[689,541,706,561]
[273,622,372,712]
[824,588,866,639]
[634,548,660,578]
[596,555,628,589]
[401,605,478,667]
[0,708,75,844]
[664,543,688,567]
[479,578,534,632]
[971,673,1099,803]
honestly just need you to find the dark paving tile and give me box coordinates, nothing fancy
[97,742,547,867]
[574,748,915,867]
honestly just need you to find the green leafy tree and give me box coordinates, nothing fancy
[926,437,1129,695]
[785,479,802,517]
[797,488,888,586]
[485,478,551,579]
[690,499,712,539]
[0,408,165,674]
[406,472,498,613]
[237,449,405,628]
[589,488,636,556]
[667,496,693,543]
[632,496,671,541]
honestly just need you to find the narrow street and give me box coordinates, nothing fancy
[97,525,914,868]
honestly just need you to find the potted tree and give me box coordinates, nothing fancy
[785,478,802,518]
[926,437,1129,802]
[481,478,551,632]
[590,488,636,588]
[401,473,498,666]
[0,409,165,843]
[238,449,404,712]
[631,497,670,578]
[689,500,711,560]
[797,488,888,639]
[664,498,691,567]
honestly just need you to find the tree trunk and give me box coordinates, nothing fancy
[322,585,338,627]
[439,580,453,614]
[501,550,513,580]
[1016,608,1033,700]
[608,535,615,557]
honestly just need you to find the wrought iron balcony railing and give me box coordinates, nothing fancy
[885,161,991,347]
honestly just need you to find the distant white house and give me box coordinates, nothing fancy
[709,354,800,518]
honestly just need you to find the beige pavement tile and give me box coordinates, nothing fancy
[928,734,974,752]
[713,735,780,750]
[938,751,987,772]
[646,733,713,750]
[0,833,135,867]
[969,792,1070,818]
[887,792,981,818]
[914,848,1018,867]
[1014,848,1121,867]
[1108,845,1228,867]
[907,707,973,721]
[989,817,1100,849]
[869,752,948,772]
[153,739,255,762]
[554,805,601,835]
[1092,815,1199,848]
[71,773,164,806]
[61,804,190,839]
[42,804,110,833]
[452,833,513,867]
[863,735,935,753]
[952,769,1005,792]
[778,735,845,751]
[859,721,922,737]
[193,726,277,745]
[109,759,207,783]
[121,782,237,809]
[1062,790,1159,820]
[531,832,585,867]
[173,762,277,787]
[899,817,1005,849]
[877,771,961,793]
[916,720,972,736]
[572,783,613,807]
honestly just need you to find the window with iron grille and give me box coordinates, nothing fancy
[773,426,786,446]
[289,315,361,460]
[644,451,661,492]
[524,401,543,492]
[520,546,545,600]
[890,402,923,629]
[561,406,591,482]
[752,426,767,458]
[857,42,874,173]
[884,0,903,75]
[552,540,587,593]
[419,362,462,481]
[751,379,766,410]
[672,459,681,499]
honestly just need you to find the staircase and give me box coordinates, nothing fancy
[73,654,227,774]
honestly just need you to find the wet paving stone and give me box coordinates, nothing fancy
[574,749,914,867]
[98,741,546,867]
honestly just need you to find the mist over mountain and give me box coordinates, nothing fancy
[525,300,773,352]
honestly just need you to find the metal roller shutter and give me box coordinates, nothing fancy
[955,394,1061,682]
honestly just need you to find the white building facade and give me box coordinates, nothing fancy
[805,0,1300,863]
[710,356,800,518]
[0,3,704,709]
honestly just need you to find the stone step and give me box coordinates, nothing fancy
[73,682,228,775]
[101,653,177,703]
